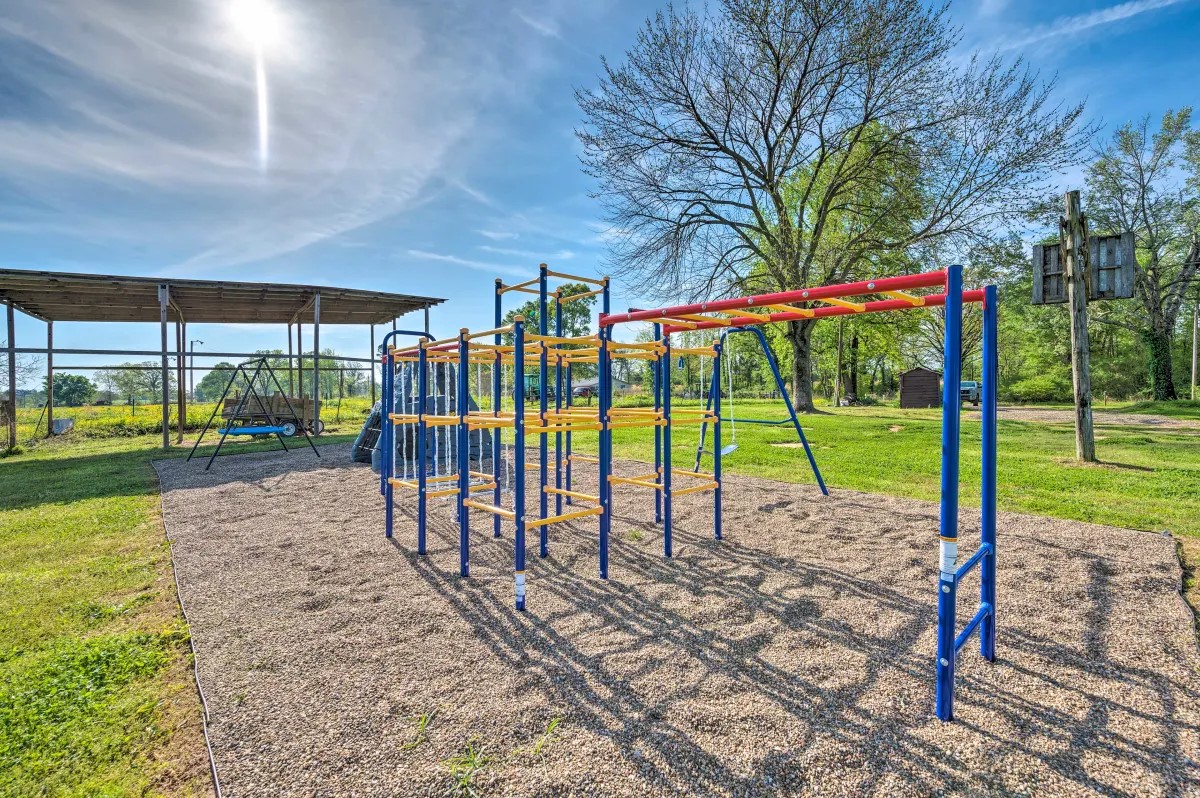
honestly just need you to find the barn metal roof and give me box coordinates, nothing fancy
[0,268,443,325]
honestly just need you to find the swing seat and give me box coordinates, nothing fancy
[218,426,288,436]
[720,443,739,455]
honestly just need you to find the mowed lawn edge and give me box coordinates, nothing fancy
[0,401,1196,794]
[0,431,357,797]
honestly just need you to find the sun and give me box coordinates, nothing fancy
[230,0,282,50]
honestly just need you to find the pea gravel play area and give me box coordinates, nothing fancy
[153,446,1200,798]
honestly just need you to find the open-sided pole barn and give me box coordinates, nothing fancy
[1,269,442,450]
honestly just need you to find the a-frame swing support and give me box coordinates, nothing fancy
[690,325,827,495]
[186,357,320,470]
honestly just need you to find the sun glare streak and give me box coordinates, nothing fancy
[230,0,281,171]
[254,41,269,171]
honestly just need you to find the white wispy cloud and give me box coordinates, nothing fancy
[477,229,519,241]
[513,9,561,39]
[993,0,1189,51]
[0,0,558,274]
[405,249,527,277]
[479,245,575,261]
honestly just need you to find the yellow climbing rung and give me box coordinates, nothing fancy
[765,304,814,318]
[673,468,713,479]
[669,347,717,356]
[463,500,515,520]
[881,290,925,306]
[671,481,719,496]
[543,486,599,503]
[819,297,867,312]
[609,475,661,490]
[527,505,604,528]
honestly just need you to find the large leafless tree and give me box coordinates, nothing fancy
[577,0,1090,409]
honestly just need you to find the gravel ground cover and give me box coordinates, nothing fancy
[154,446,1200,798]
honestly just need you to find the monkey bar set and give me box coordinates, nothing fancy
[378,263,997,721]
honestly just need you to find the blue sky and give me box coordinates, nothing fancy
[2,0,1199,385]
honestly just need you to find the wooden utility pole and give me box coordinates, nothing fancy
[1061,191,1096,462]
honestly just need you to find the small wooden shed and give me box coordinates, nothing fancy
[899,367,941,409]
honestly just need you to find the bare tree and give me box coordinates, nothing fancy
[0,340,42,397]
[577,0,1090,409]
[1085,109,1200,400]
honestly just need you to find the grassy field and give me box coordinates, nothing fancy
[7,396,375,443]
[0,400,1196,795]
[0,428,359,797]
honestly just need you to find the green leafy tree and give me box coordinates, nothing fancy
[1085,109,1200,400]
[502,282,599,382]
[194,363,242,402]
[44,374,95,407]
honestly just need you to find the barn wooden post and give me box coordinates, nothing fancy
[369,324,376,404]
[176,320,186,443]
[159,284,170,450]
[287,322,295,397]
[46,320,53,437]
[312,291,321,434]
[1062,191,1096,462]
[5,299,15,451]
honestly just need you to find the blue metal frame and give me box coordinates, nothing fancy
[538,265,550,557]
[661,333,673,558]
[514,316,527,609]
[711,338,723,541]
[493,280,503,539]
[381,329,434,540]
[457,330,470,577]
[653,322,663,524]
[934,270,1000,721]
[598,294,611,580]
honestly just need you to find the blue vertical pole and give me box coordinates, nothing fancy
[554,293,564,516]
[662,332,673,558]
[936,264,964,722]
[380,348,390,497]
[383,351,394,538]
[417,344,429,554]
[457,330,470,577]
[980,284,998,661]
[693,340,716,474]
[493,280,503,538]
[751,326,828,495]
[514,316,527,609]
[538,265,549,556]
[598,287,611,580]
[653,322,663,523]
[565,362,573,503]
[712,338,723,541]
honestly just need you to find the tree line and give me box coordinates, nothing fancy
[577,0,1198,408]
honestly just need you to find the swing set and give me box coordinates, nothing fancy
[376,263,997,722]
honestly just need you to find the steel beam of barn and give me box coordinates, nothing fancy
[5,299,14,451]
[0,268,443,447]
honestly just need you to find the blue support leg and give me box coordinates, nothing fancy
[662,333,673,558]
[653,323,663,524]
[514,317,527,609]
[598,327,611,580]
[538,265,549,557]
[417,346,429,554]
[936,264,964,721]
[712,340,723,541]
[457,331,470,577]
[981,285,998,661]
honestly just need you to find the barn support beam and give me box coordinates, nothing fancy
[45,320,53,438]
[369,324,376,404]
[312,292,321,435]
[159,284,170,450]
[5,299,15,451]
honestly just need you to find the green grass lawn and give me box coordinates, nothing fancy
[0,427,358,797]
[0,401,1196,794]
[573,400,1200,536]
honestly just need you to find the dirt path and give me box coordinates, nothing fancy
[987,406,1199,429]
[155,447,1200,798]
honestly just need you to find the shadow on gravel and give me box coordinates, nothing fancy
[404,502,1200,797]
